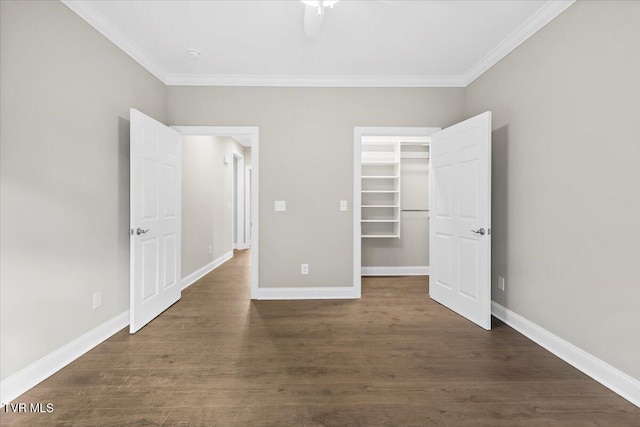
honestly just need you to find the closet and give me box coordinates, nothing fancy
[361,135,430,272]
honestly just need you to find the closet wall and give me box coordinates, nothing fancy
[362,145,430,268]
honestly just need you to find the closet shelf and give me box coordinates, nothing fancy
[361,139,402,239]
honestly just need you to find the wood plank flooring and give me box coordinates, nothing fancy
[1,250,638,426]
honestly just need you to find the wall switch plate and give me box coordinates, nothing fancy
[208,245,212,254]
[92,291,102,309]
[301,264,309,275]
[340,200,348,211]
[227,201,231,209]
[498,276,505,291]
[275,201,286,212]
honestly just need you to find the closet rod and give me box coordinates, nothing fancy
[401,209,429,212]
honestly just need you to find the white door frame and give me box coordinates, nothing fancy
[353,127,440,297]
[172,126,259,299]
[245,166,252,246]
[231,150,245,250]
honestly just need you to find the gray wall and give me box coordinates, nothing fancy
[244,147,252,167]
[464,0,640,380]
[0,1,167,380]
[181,136,244,277]
[168,87,465,287]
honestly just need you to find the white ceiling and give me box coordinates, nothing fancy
[63,0,574,87]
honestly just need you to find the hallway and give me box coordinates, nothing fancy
[1,250,638,426]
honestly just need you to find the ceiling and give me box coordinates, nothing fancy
[63,0,574,87]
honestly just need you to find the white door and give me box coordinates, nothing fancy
[429,111,492,330]
[130,109,181,333]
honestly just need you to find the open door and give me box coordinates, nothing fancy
[130,109,181,333]
[429,112,492,330]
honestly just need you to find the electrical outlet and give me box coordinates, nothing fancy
[497,276,505,291]
[275,201,286,212]
[92,291,102,309]
[301,264,309,275]
[340,200,348,211]
[208,245,212,254]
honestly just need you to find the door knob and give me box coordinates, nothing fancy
[470,228,486,236]
[136,228,149,235]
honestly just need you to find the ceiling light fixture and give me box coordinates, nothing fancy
[300,0,338,16]
[186,49,200,58]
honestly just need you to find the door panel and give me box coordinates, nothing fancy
[141,238,159,302]
[429,111,492,330]
[130,109,181,333]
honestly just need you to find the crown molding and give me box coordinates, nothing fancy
[61,0,169,84]
[62,0,575,88]
[163,73,466,87]
[462,0,575,86]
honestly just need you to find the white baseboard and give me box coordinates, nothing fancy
[1,249,235,405]
[181,250,233,290]
[0,310,129,405]
[492,301,640,408]
[232,243,237,249]
[254,286,359,300]
[362,266,430,276]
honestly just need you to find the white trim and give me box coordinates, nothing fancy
[462,0,575,86]
[0,311,129,405]
[245,165,252,246]
[164,74,464,87]
[180,250,233,291]
[362,266,429,276]
[61,1,168,84]
[172,126,260,299]
[353,130,362,298]
[63,1,573,88]
[492,302,640,408]
[173,126,257,138]
[354,127,440,299]
[254,286,358,300]
[231,150,245,252]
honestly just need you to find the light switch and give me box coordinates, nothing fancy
[340,200,348,211]
[275,201,286,212]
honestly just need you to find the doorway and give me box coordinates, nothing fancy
[353,127,440,295]
[353,113,493,331]
[172,126,259,299]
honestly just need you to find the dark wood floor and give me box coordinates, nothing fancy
[2,250,638,426]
